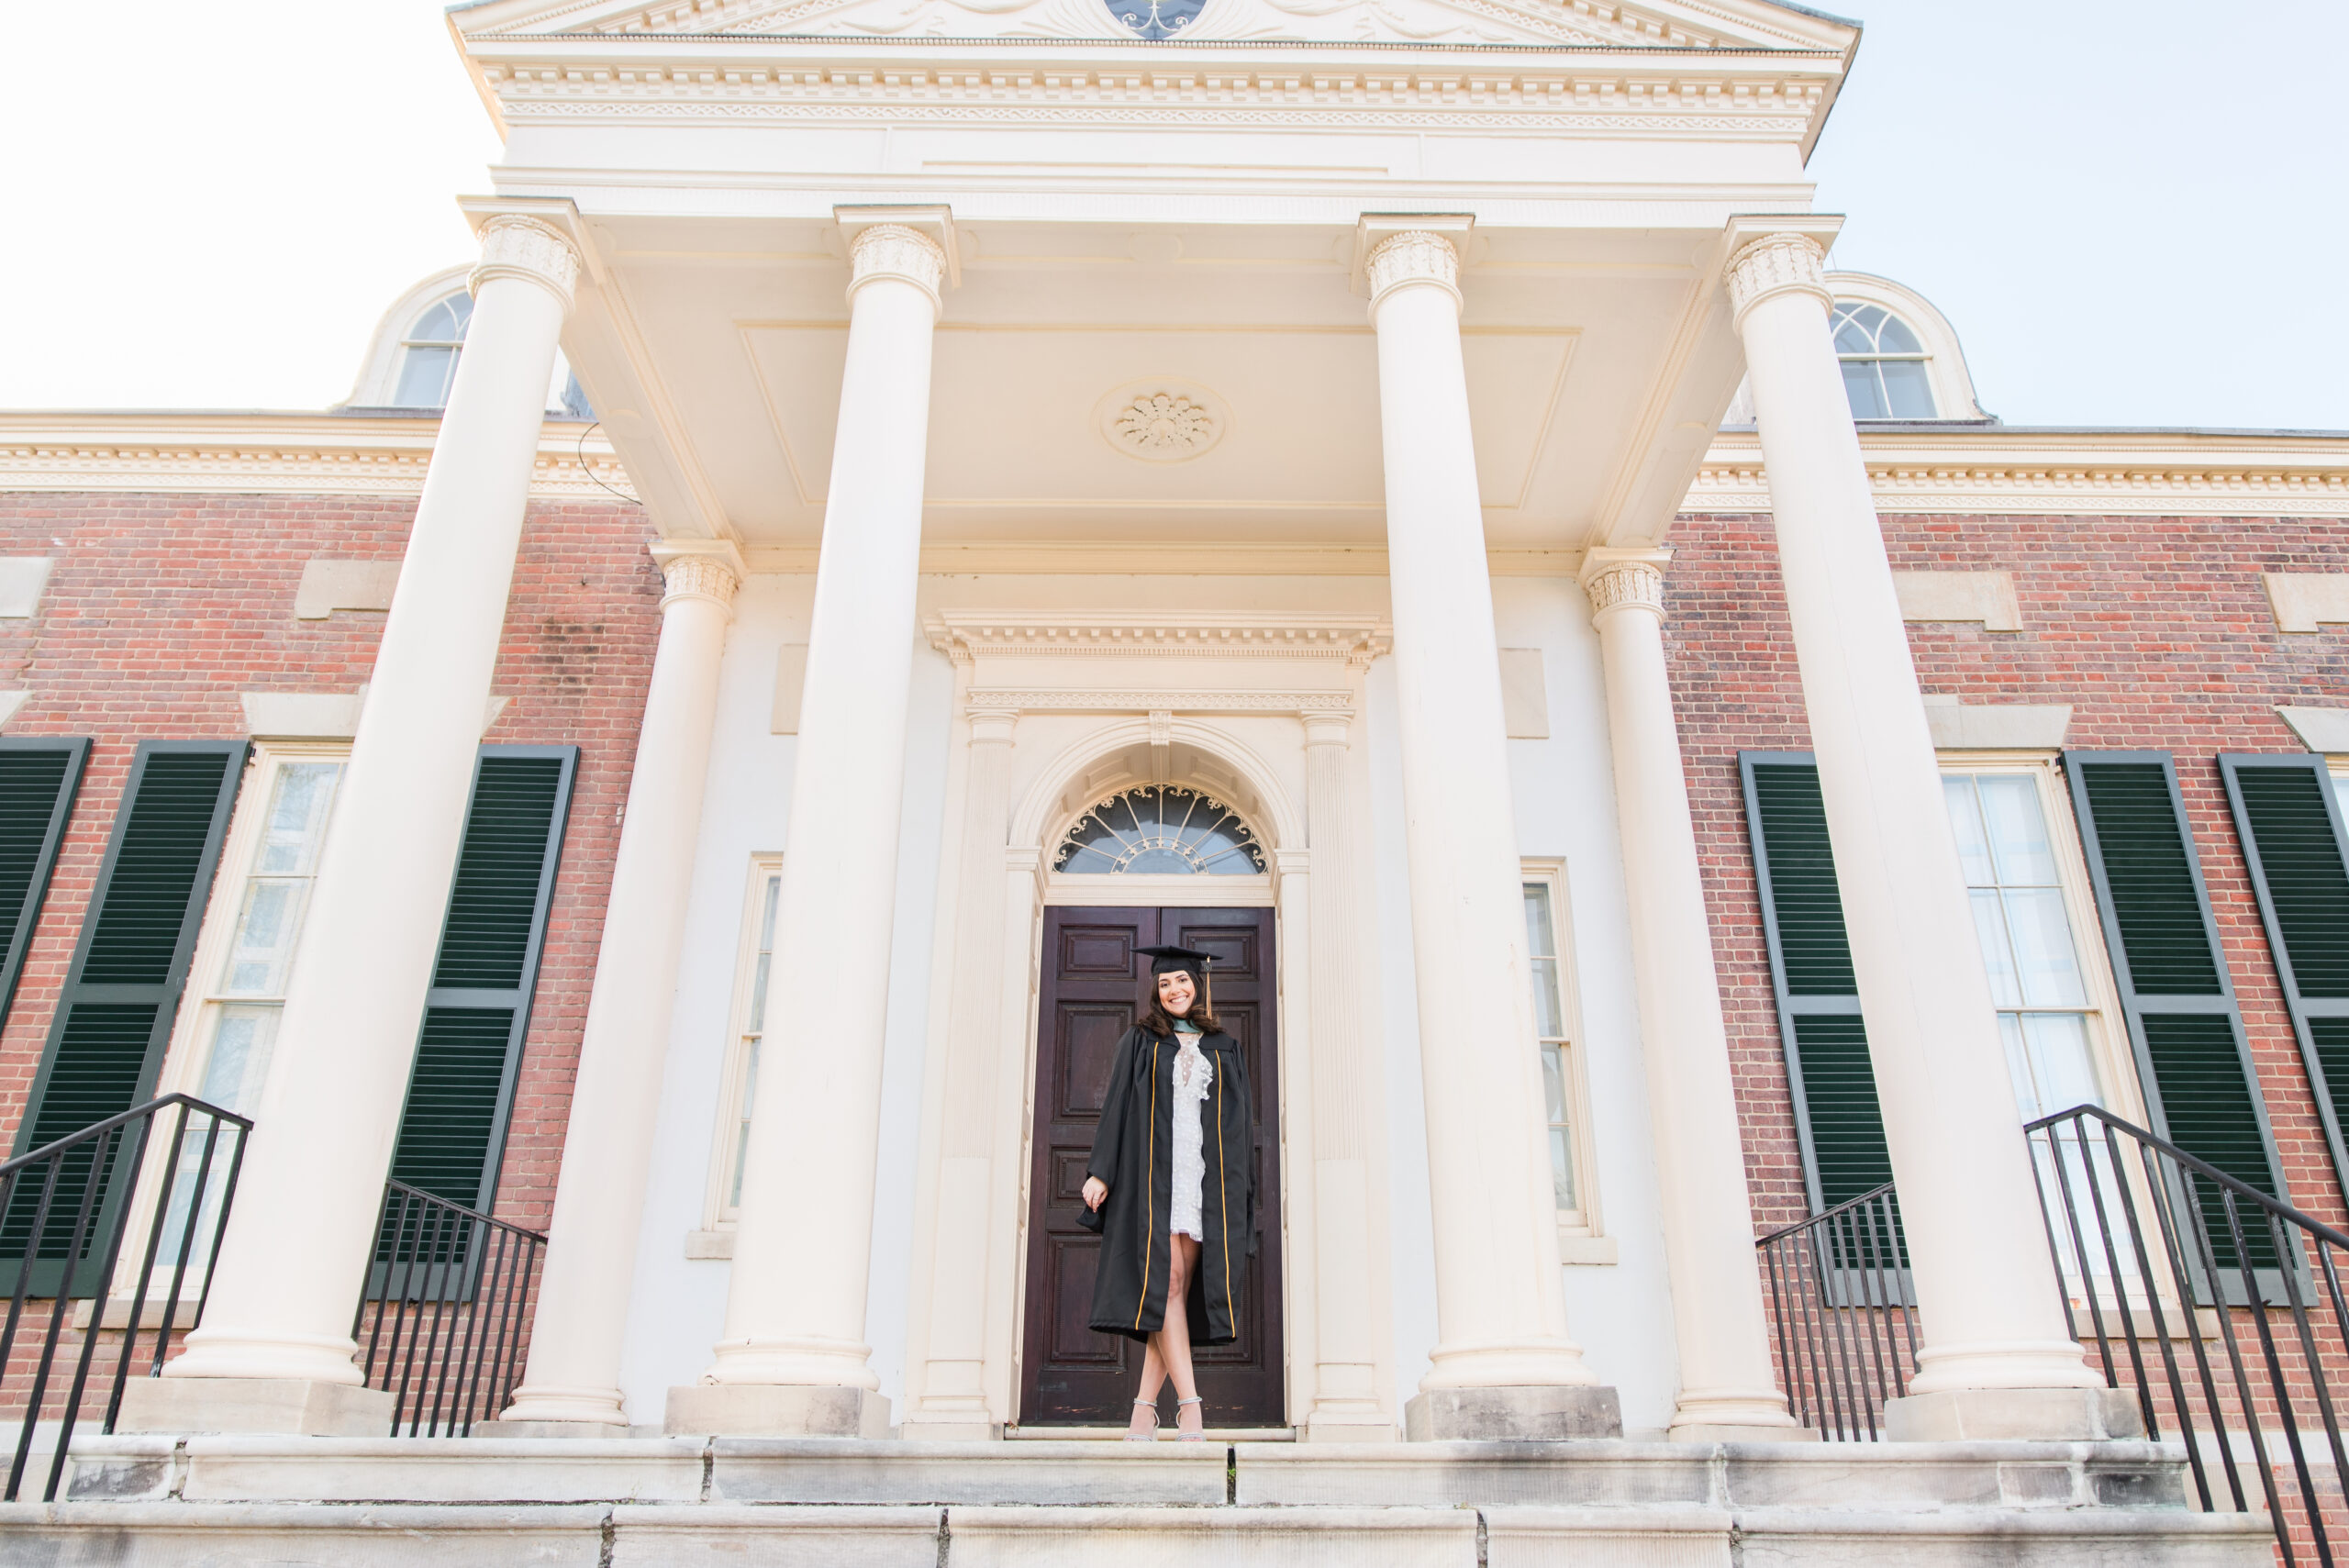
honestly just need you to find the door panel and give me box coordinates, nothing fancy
[1020,905,1284,1427]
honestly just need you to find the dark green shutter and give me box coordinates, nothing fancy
[386,746,575,1215]
[6,742,243,1288]
[1741,753,1891,1213]
[0,741,89,1037]
[2220,754,2349,1199]
[2065,751,2289,1290]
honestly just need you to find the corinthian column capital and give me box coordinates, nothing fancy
[651,539,747,616]
[1723,231,1831,328]
[1364,229,1463,313]
[471,215,584,311]
[848,224,950,313]
[1579,547,1672,627]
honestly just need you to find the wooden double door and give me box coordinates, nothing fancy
[1019,905,1284,1428]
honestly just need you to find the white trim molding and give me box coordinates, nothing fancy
[1687,428,2349,517]
[0,413,640,502]
[2263,573,2349,633]
[924,610,1390,666]
[1891,571,2021,632]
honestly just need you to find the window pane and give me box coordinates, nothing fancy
[1550,1128,1576,1211]
[1529,958,1564,1039]
[1522,882,1556,960]
[1054,784,1264,874]
[408,297,462,342]
[1943,776,1995,885]
[1841,359,1888,419]
[1880,358,1936,418]
[1969,888,2023,1007]
[2005,887,2088,1008]
[1998,1013,2037,1118]
[749,873,780,1033]
[729,1040,760,1211]
[1542,1041,1569,1125]
[1976,775,2058,886]
[222,880,305,995]
[392,346,456,408]
[1875,314,1924,355]
[1833,303,1885,352]
[254,762,340,875]
[201,1005,280,1117]
[2020,1012,2099,1117]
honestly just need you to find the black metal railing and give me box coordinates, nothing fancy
[0,1094,250,1502]
[1758,1103,2349,1563]
[2028,1103,2348,1565]
[354,1180,545,1437]
[1755,1184,1919,1441]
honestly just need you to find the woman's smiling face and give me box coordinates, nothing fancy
[1156,969,1197,1017]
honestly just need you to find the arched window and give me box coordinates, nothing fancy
[1831,301,1936,419]
[391,293,473,409]
[1054,784,1264,874]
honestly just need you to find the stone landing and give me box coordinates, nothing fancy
[0,1436,2274,1566]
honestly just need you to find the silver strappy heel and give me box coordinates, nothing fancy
[1175,1396,1205,1441]
[1125,1397,1160,1441]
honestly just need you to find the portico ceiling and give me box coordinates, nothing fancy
[452,0,1856,556]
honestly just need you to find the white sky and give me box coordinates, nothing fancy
[4,0,2343,429]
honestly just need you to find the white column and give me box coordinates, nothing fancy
[1726,229,2104,1437]
[1580,549,1805,1442]
[1364,222,1614,1441]
[1298,710,1392,1438]
[137,217,582,1432]
[667,215,949,1438]
[902,705,1019,1439]
[497,540,744,1431]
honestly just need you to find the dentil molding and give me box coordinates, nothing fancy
[0,415,640,501]
[972,687,1355,713]
[924,611,1391,664]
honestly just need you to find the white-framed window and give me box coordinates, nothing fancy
[156,744,348,1116]
[1832,300,1936,419]
[1522,859,1600,1241]
[703,855,782,1230]
[391,292,473,409]
[113,743,347,1302]
[1941,757,2143,1308]
[1939,763,2122,1122]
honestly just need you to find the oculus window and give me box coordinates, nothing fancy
[1832,301,1936,420]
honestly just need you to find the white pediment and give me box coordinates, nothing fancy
[457,0,1848,50]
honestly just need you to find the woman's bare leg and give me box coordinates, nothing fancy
[1161,1235,1204,1435]
[1128,1338,1168,1435]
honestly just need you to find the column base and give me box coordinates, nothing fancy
[473,1419,637,1440]
[665,1384,891,1439]
[1404,1385,1622,1441]
[115,1377,394,1437]
[1669,1422,1820,1444]
[1884,1387,2143,1443]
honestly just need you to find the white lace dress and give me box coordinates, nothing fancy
[1167,1024,1212,1242]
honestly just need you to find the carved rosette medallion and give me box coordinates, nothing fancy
[847,224,949,312]
[658,550,743,613]
[1365,229,1463,311]
[1724,231,1832,328]
[470,216,584,310]
[1097,380,1229,463]
[1582,557,1667,624]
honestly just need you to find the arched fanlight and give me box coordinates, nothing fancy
[1054,784,1265,874]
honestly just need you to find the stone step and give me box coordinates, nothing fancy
[0,1498,2277,1568]
[58,1433,2198,1510]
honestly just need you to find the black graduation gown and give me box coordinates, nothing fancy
[1079,1024,1254,1345]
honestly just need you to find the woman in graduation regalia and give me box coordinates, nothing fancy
[1078,945,1254,1440]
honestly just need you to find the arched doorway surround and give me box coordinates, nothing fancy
[895,608,1400,1441]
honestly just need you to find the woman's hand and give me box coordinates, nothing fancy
[1082,1176,1108,1211]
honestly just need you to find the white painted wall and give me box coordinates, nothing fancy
[623,568,1675,1432]
[1373,577,1679,1436]
[617,572,952,1423]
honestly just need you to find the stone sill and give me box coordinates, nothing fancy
[685,1229,735,1261]
[1555,1229,1618,1266]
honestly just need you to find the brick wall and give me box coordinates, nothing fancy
[1666,509,2349,1236]
[0,490,662,1231]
